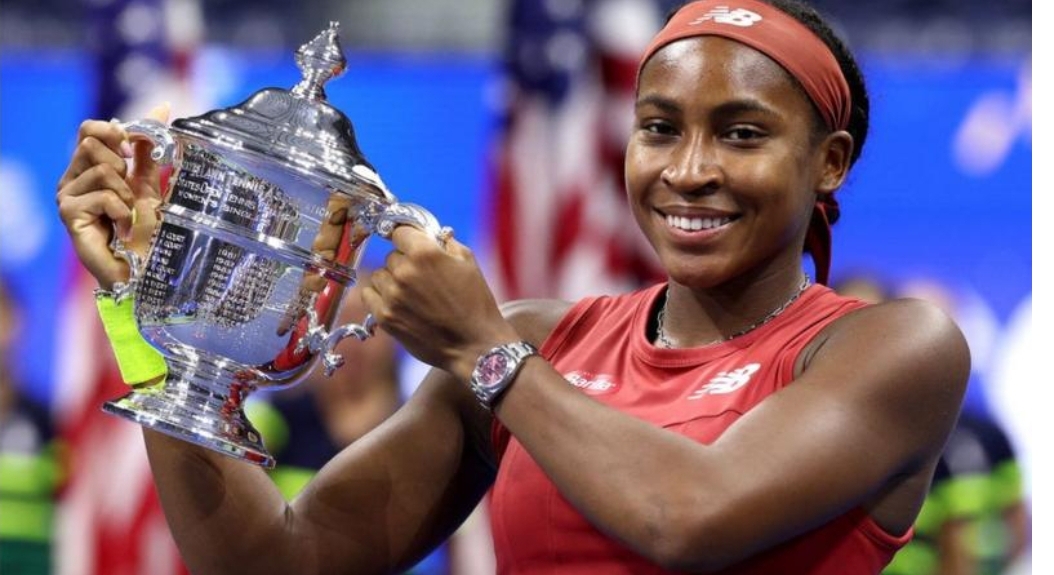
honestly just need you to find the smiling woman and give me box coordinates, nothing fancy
[54,0,969,573]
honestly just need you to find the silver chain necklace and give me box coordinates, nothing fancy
[655,275,811,349]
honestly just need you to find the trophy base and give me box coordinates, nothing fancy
[103,383,276,469]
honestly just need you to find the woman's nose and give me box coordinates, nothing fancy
[660,137,724,194]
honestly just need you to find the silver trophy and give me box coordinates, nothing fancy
[103,23,449,468]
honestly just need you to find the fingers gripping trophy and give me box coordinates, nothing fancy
[103,23,450,468]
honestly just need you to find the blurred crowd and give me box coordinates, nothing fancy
[0,0,1031,54]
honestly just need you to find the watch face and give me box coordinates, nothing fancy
[478,352,510,387]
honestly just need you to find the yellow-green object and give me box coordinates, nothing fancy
[0,443,62,575]
[95,295,167,385]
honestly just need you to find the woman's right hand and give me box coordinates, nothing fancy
[56,104,170,289]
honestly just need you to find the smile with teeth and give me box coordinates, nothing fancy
[664,214,734,231]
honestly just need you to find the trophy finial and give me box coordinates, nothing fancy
[292,22,347,100]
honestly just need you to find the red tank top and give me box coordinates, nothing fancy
[489,283,912,574]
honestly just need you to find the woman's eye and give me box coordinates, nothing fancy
[725,127,763,140]
[641,121,675,135]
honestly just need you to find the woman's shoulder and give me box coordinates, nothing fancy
[833,296,965,340]
[814,295,971,392]
[499,296,620,348]
[497,286,662,347]
[499,298,575,346]
[802,285,965,341]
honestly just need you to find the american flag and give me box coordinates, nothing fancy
[487,0,679,301]
[52,1,203,573]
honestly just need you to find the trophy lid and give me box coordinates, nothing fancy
[172,22,392,200]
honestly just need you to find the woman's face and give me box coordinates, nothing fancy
[626,35,840,288]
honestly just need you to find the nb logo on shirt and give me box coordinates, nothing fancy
[688,363,761,399]
[689,7,763,27]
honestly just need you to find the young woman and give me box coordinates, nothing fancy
[56,0,969,573]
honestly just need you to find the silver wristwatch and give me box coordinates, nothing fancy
[469,341,538,410]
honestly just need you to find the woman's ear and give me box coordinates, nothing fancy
[816,130,854,193]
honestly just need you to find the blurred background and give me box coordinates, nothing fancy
[0,0,1031,574]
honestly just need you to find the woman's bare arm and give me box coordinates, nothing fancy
[145,366,496,575]
[491,298,968,571]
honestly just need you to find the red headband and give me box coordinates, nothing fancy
[637,0,850,284]
[638,0,851,131]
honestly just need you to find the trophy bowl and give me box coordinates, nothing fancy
[102,22,449,468]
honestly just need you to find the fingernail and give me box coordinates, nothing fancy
[153,102,172,122]
[120,140,134,158]
[130,206,138,227]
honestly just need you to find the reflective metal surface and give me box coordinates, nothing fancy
[102,23,448,468]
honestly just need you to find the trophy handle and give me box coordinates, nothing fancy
[116,118,177,164]
[371,202,453,247]
[296,202,453,376]
[295,302,378,376]
[363,201,454,343]
[105,119,178,281]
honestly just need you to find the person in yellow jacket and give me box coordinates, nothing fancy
[883,410,1028,575]
[0,279,65,575]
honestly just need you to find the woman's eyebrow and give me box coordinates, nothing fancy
[635,95,780,119]
[709,99,780,119]
[634,94,681,114]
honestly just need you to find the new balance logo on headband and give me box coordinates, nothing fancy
[689,6,763,27]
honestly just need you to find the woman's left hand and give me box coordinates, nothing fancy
[361,225,521,380]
